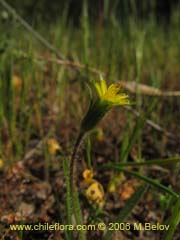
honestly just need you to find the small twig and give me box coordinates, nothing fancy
[0,0,65,60]
[120,81,180,97]
[37,56,103,76]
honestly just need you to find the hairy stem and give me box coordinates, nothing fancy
[70,131,85,191]
[70,131,87,240]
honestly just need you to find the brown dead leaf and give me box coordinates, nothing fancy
[17,202,35,218]
[1,212,22,224]
[118,179,140,201]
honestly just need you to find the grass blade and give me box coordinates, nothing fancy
[104,156,180,168]
[63,159,72,240]
[163,196,180,240]
[103,166,178,198]
[120,99,157,162]
[72,185,86,240]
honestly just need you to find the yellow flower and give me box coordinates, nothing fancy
[81,78,130,132]
[85,181,104,208]
[81,169,104,208]
[83,169,94,180]
[47,138,61,155]
[0,158,4,169]
[82,169,95,185]
[12,75,22,91]
[95,78,130,106]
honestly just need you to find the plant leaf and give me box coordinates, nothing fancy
[63,159,72,240]
[104,156,180,168]
[103,166,178,198]
[163,196,180,240]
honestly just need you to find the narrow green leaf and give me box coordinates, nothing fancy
[164,196,180,240]
[72,185,86,240]
[63,159,72,224]
[121,99,157,162]
[103,184,147,240]
[63,158,86,240]
[63,159,72,240]
[104,166,178,198]
[104,156,180,168]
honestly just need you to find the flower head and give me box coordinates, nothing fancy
[12,75,22,91]
[47,138,61,155]
[81,168,105,208]
[83,169,94,180]
[85,181,104,208]
[95,79,130,106]
[81,78,130,132]
[0,158,4,169]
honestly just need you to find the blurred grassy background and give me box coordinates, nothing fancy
[0,0,180,164]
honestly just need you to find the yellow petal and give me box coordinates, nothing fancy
[113,94,130,105]
[104,84,120,101]
[12,75,22,91]
[94,79,130,106]
[83,169,94,180]
[0,158,4,169]
[85,181,104,208]
[107,84,120,95]
[95,82,103,97]
[47,138,61,155]
[100,79,108,95]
